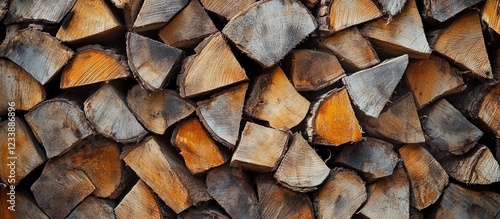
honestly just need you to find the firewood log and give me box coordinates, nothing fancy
[483,0,500,34]
[424,0,483,22]
[4,0,75,24]
[122,136,211,213]
[67,196,115,219]
[375,0,406,18]
[245,66,310,130]
[110,0,143,28]
[222,0,317,67]
[178,203,231,219]
[465,83,500,137]
[115,180,163,219]
[133,0,188,32]
[313,168,367,219]
[1,190,49,219]
[158,0,218,50]
[127,84,195,135]
[200,0,255,20]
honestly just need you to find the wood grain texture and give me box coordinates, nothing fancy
[178,32,248,98]
[110,0,143,28]
[222,0,316,67]
[1,190,49,219]
[376,0,406,18]
[61,45,131,89]
[178,204,231,219]
[313,168,367,219]
[4,0,75,24]
[425,0,483,22]
[200,0,256,20]
[483,0,500,34]
[230,122,288,172]
[245,66,310,130]
[133,0,188,32]
[197,83,248,149]
[3,28,74,85]
[127,32,184,91]
[158,0,218,49]
[67,196,115,219]
[25,98,94,159]
[465,83,500,137]
[115,180,163,219]
[0,59,45,114]
[127,85,195,135]
[274,133,330,192]
[343,54,409,118]
[399,144,449,210]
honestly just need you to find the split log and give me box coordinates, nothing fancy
[3,27,74,85]
[0,118,46,185]
[431,183,500,218]
[60,45,131,89]
[25,98,94,159]
[430,11,493,79]
[200,0,255,20]
[126,32,184,91]
[334,137,399,181]
[196,83,248,149]
[245,66,310,130]
[404,55,465,108]
[110,0,143,28]
[158,0,218,49]
[230,122,289,172]
[306,88,363,146]
[0,59,45,115]
[178,204,231,219]
[256,176,315,219]
[178,32,248,98]
[359,164,410,219]
[483,0,500,34]
[56,0,124,45]
[0,190,49,219]
[222,0,317,67]
[343,54,409,118]
[313,168,367,219]
[31,161,96,219]
[362,93,425,144]
[424,0,483,22]
[84,84,147,144]
[67,196,115,219]
[274,133,330,192]
[122,136,211,213]
[376,0,406,18]
[421,99,483,155]
[289,49,345,91]
[4,0,75,24]
[115,180,163,219]
[206,164,261,219]
[319,27,380,73]
[316,0,382,36]
[127,84,195,135]
[171,118,228,174]
[361,0,431,59]
[133,0,188,32]
[399,144,449,210]
[465,83,500,137]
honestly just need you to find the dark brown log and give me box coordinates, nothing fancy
[376,0,406,18]
[133,0,188,32]
[67,196,115,219]
[4,0,75,24]
[110,0,143,28]
[424,0,483,22]
[200,0,256,20]
[115,180,163,219]
[222,0,317,67]
[0,189,49,219]
[465,83,500,137]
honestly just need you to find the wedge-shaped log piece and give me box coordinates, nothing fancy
[222,0,316,67]
[197,83,248,149]
[178,32,248,98]
[289,49,345,91]
[200,0,255,20]
[359,164,410,219]
[362,93,425,144]
[257,176,314,219]
[158,0,218,49]
[361,0,431,59]
[84,84,147,144]
[123,136,211,213]
[67,196,115,219]
[399,144,449,210]
[56,0,123,44]
[432,183,500,218]
[405,55,465,108]
[110,0,143,28]
[206,164,261,219]
[316,0,382,36]
[115,180,163,219]
[178,204,231,219]
[31,161,96,219]
[425,0,483,22]
[432,12,493,79]
[3,28,74,85]
[61,45,131,89]
[313,168,367,219]
[334,137,399,180]
[127,32,184,91]
[422,99,483,155]
[1,189,49,219]
[343,54,408,118]
[4,0,75,24]
[25,99,94,159]
[0,59,45,114]
[127,85,195,135]
[231,122,288,172]
[275,133,329,192]
[245,66,310,130]
[319,27,380,72]
[465,83,500,137]
[376,0,406,18]
[483,0,500,34]
[133,0,188,32]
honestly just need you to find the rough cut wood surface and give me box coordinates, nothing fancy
[376,0,406,18]
[483,0,500,34]
[110,0,143,28]
[4,0,75,24]
[0,0,9,20]
[200,0,256,20]
[67,196,115,219]
[133,0,188,32]
[2,190,49,219]
[465,83,500,137]
[115,180,163,219]
[424,0,483,22]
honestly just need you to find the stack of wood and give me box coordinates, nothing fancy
[1,0,500,218]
